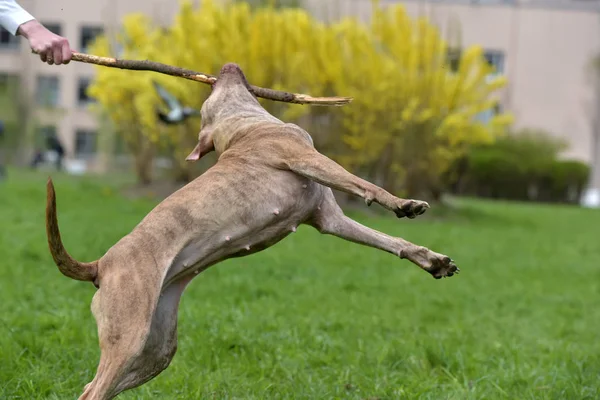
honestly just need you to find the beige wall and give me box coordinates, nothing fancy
[1,0,599,170]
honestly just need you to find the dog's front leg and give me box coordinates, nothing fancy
[308,190,458,279]
[286,148,429,219]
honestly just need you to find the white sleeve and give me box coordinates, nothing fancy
[0,0,35,35]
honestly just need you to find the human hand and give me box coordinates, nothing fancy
[17,20,73,65]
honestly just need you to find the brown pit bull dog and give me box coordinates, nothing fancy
[45,63,459,400]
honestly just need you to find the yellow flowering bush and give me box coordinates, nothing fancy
[88,0,512,195]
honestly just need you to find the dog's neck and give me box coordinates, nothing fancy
[211,110,283,155]
[205,83,283,155]
[199,64,284,155]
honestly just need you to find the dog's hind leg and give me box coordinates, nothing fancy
[307,189,458,279]
[78,266,190,400]
[285,147,429,219]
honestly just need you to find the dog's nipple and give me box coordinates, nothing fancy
[225,236,231,241]
[273,209,280,215]
[245,245,251,251]
[291,226,297,233]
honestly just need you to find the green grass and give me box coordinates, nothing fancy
[1,169,600,399]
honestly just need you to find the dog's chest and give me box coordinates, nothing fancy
[162,168,323,283]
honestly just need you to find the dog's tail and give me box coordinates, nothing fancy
[46,178,98,282]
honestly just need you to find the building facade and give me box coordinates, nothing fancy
[0,0,187,172]
[0,0,599,172]
[305,0,600,164]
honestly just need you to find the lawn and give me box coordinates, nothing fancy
[1,169,599,400]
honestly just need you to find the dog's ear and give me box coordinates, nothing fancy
[185,127,215,162]
[185,142,209,161]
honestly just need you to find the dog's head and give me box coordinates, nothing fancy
[186,63,263,162]
[205,63,260,116]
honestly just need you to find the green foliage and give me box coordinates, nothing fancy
[545,159,590,200]
[458,130,589,203]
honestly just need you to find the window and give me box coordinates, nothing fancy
[473,50,506,124]
[483,50,505,77]
[36,76,60,107]
[80,26,104,53]
[42,22,62,36]
[447,48,462,72]
[475,103,503,125]
[75,129,97,158]
[77,78,94,106]
[0,27,20,49]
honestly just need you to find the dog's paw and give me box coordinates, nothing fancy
[426,254,459,279]
[403,247,459,279]
[394,199,430,219]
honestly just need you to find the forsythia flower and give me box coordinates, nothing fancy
[87,0,511,193]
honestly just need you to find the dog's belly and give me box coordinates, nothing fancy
[157,162,324,285]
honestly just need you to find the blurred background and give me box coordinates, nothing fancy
[2,1,600,399]
[0,0,599,206]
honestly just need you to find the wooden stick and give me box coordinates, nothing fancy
[70,52,353,106]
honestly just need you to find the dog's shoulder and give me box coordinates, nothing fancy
[252,122,314,147]
[283,123,314,146]
[234,120,314,148]
[220,121,316,167]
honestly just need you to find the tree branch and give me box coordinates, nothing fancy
[70,52,352,106]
